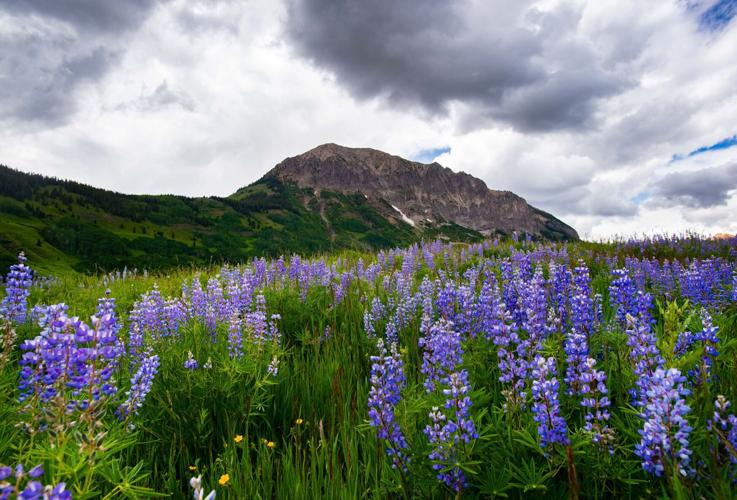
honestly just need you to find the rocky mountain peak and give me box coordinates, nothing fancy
[265,144,578,241]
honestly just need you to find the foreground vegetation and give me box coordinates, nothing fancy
[0,233,736,498]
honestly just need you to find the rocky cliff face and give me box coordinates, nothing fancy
[265,143,578,241]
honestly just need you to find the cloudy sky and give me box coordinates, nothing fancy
[1,0,736,239]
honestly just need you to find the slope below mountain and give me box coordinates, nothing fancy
[0,164,478,273]
[266,143,578,241]
[0,144,576,273]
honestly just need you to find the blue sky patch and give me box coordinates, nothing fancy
[699,0,737,30]
[631,191,652,205]
[671,134,737,162]
[412,146,451,163]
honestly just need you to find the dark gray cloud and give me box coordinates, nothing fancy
[0,0,166,128]
[284,0,628,132]
[0,0,162,34]
[654,163,737,208]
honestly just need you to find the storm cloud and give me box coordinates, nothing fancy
[0,0,166,127]
[0,0,736,238]
[654,163,737,208]
[284,0,629,132]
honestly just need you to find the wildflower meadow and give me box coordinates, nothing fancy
[1,234,736,498]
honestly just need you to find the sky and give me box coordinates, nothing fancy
[1,0,736,240]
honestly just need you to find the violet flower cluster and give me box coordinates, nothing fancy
[530,356,569,450]
[580,358,613,451]
[610,269,638,327]
[117,351,160,420]
[635,367,693,477]
[419,319,463,393]
[625,315,664,406]
[708,395,737,474]
[368,339,409,470]
[0,463,71,500]
[570,263,594,336]
[424,369,478,492]
[18,302,124,427]
[0,252,33,324]
[487,285,527,410]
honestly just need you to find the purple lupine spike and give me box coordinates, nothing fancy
[580,357,614,452]
[708,395,737,474]
[244,295,268,344]
[691,310,719,386]
[635,367,693,477]
[519,267,549,356]
[563,329,591,397]
[530,355,569,450]
[625,314,664,406]
[571,263,594,336]
[0,252,33,324]
[425,370,478,492]
[551,263,571,329]
[184,351,198,370]
[227,313,242,359]
[419,319,463,393]
[0,463,70,500]
[368,339,409,470]
[487,284,527,410]
[610,269,638,327]
[363,310,375,339]
[117,351,160,420]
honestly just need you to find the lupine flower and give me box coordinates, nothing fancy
[610,269,638,327]
[580,358,614,451]
[0,252,33,324]
[184,351,198,371]
[570,263,594,336]
[531,356,569,450]
[692,310,719,385]
[118,351,160,420]
[0,463,70,499]
[563,329,592,396]
[625,315,664,406]
[487,286,527,410]
[227,313,242,359]
[708,395,737,474]
[267,356,279,377]
[367,339,409,470]
[425,370,478,492]
[363,310,375,338]
[635,367,693,477]
[420,319,463,393]
[17,304,123,423]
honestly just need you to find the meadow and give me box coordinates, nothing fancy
[0,234,736,499]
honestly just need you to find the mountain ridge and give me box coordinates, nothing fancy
[0,144,576,273]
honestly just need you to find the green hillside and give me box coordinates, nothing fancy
[0,165,482,274]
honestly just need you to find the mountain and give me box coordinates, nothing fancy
[0,144,576,273]
[266,143,577,240]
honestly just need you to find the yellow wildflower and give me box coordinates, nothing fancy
[266,441,276,449]
[295,418,303,425]
[219,474,230,486]
[188,465,197,472]
[234,434,243,443]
